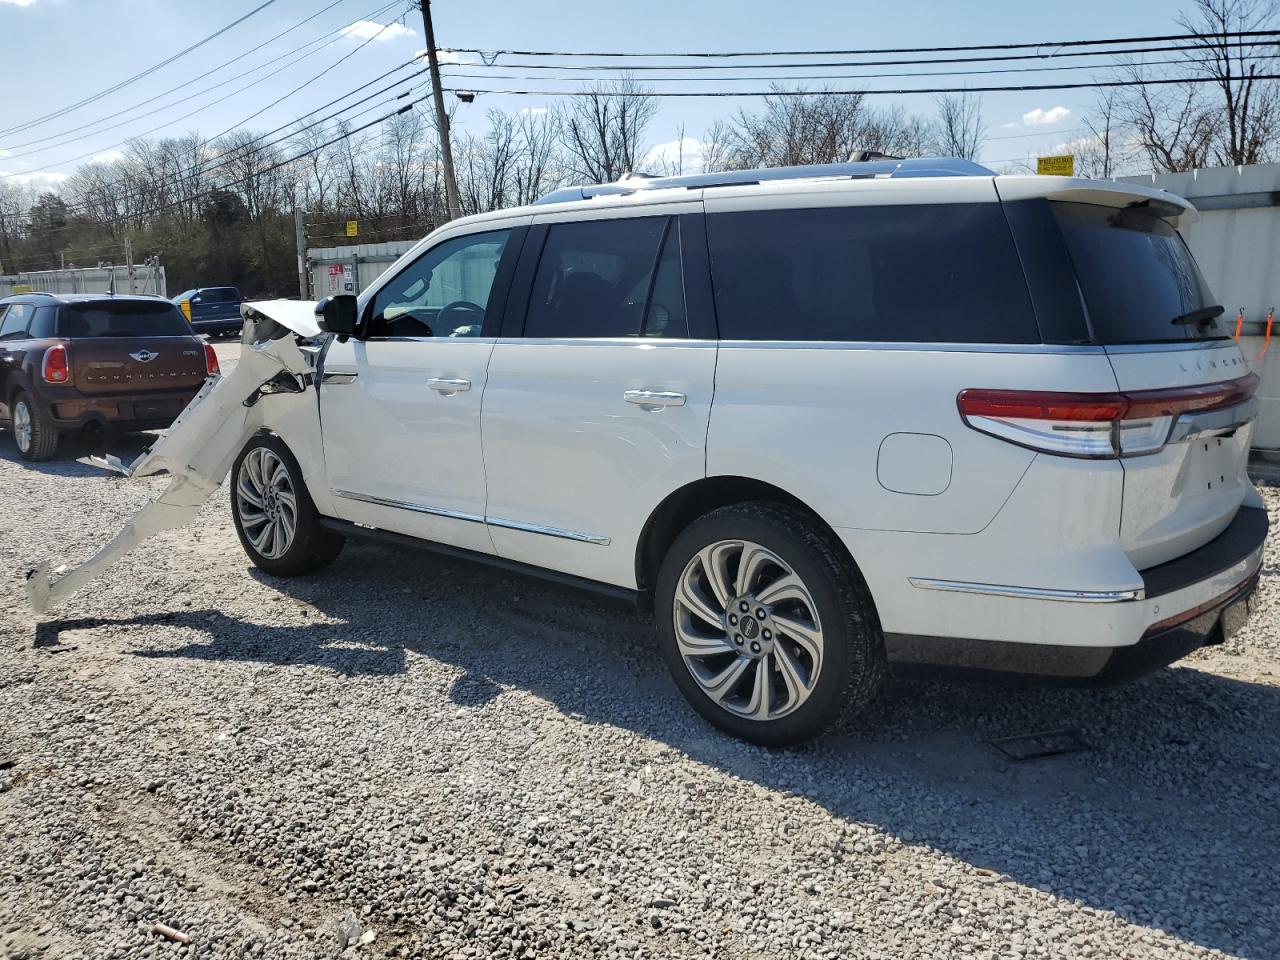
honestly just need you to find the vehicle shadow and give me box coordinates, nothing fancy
[35,537,1279,956]
[0,430,157,476]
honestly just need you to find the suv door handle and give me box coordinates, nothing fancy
[624,390,686,409]
[427,377,471,394]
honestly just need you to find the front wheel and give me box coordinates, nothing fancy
[231,434,344,576]
[655,502,885,747]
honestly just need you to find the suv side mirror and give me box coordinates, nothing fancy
[316,295,360,340]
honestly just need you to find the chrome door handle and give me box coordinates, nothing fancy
[624,389,686,409]
[427,377,471,394]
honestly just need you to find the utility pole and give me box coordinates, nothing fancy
[418,0,461,221]
[294,206,309,299]
[123,237,135,294]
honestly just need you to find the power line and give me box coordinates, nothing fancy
[438,52,1276,86]
[0,0,355,153]
[438,29,1280,59]
[0,0,406,166]
[0,0,284,139]
[442,73,1280,99]
[437,39,1280,73]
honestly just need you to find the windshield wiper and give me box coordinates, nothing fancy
[1172,304,1224,327]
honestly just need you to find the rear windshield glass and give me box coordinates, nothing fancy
[1052,202,1222,343]
[57,301,192,338]
[706,203,1040,343]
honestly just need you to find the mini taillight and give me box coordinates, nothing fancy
[958,374,1259,459]
[42,343,71,384]
[203,340,220,377]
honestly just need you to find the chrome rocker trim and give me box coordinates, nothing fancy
[332,490,610,546]
[908,577,1145,603]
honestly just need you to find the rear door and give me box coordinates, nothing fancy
[480,199,717,588]
[1049,200,1255,568]
[0,302,32,419]
[60,301,207,395]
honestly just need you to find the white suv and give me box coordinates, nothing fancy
[227,158,1267,746]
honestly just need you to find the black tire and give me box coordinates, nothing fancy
[11,391,59,462]
[655,501,886,747]
[231,433,344,576]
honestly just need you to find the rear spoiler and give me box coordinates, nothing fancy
[994,176,1199,226]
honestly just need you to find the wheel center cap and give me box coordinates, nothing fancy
[740,617,759,640]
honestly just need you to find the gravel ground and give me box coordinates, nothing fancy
[2,341,1279,960]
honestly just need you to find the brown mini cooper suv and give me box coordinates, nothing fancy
[0,293,218,461]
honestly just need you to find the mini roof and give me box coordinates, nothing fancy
[533,157,995,206]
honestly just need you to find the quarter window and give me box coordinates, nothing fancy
[706,204,1039,343]
[524,217,677,339]
[366,229,511,339]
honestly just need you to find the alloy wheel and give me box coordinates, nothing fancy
[673,539,825,721]
[13,401,32,454]
[235,447,298,560]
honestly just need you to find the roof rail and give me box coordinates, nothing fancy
[533,156,994,206]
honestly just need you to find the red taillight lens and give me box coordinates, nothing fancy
[203,340,220,377]
[958,374,1259,459]
[42,344,71,384]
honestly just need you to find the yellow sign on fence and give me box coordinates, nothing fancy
[1036,155,1075,177]
[345,220,359,237]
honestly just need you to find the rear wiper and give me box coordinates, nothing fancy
[1172,304,1224,327]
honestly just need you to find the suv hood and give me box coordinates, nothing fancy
[26,300,323,613]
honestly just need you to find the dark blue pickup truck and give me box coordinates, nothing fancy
[173,287,243,336]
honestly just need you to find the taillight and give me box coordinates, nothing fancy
[42,344,71,384]
[203,341,220,377]
[957,374,1259,459]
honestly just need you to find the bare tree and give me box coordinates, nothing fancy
[934,92,986,160]
[723,87,874,168]
[1077,90,1124,178]
[559,78,659,183]
[699,119,736,174]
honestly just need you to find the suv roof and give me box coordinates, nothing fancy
[0,292,168,306]
[533,157,995,205]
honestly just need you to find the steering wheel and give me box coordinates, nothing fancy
[437,300,486,333]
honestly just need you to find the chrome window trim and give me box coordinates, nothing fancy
[715,340,1106,355]
[909,577,1144,603]
[332,490,610,546]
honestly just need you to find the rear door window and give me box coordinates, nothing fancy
[1051,201,1222,343]
[706,203,1039,343]
[57,301,192,337]
[0,303,31,340]
[524,217,671,338]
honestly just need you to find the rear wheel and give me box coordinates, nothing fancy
[655,502,885,746]
[11,392,58,461]
[231,434,344,575]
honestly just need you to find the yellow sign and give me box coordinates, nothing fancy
[1036,155,1075,177]
[345,220,359,237]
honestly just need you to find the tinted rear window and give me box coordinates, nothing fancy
[706,203,1039,343]
[57,301,192,338]
[1052,202,1221,343]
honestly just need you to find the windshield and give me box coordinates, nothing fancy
[1052,201,1222,343]
[57,301,193,338]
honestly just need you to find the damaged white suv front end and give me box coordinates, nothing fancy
[25,300,327,614]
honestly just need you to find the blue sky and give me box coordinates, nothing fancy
[0,0,1194,189]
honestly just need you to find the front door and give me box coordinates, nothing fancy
[320,224,524,554]
[481,205,718,588]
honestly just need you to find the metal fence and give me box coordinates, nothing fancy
[0,264,167,299]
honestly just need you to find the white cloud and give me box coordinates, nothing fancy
[91,149,124,164]
[417,48,473,64]
[518,106,548,116]
[1022,106,1072,127]
[341,19,415,42]
[0,147,11,158]
[0,0,39,7]
[1000,121,1020,130]
[643,136,707,176]
[0,170,69,186]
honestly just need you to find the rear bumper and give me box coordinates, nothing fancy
[44,388,200,431]
[876,505,1268,684]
